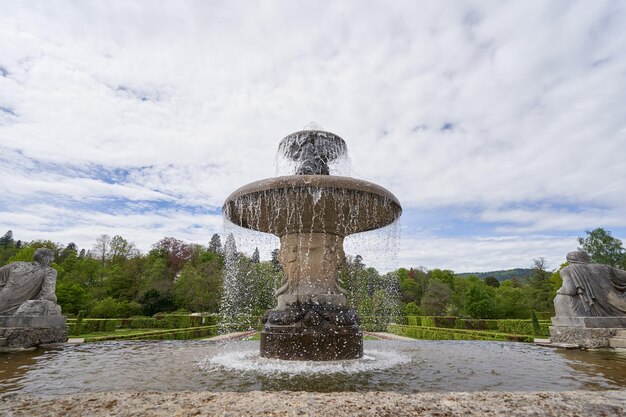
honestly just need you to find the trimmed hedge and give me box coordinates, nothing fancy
[403,316,550,336]
[360,316,407,332]
[388,324,534,343]
[67,314,222,334]
[83,325,220,342]
[220,315,263,331]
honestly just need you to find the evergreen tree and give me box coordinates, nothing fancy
[251,247,260,263]
[0,230,14,247]
[208,233,222,253]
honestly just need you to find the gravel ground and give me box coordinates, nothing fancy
[1,390,625,416]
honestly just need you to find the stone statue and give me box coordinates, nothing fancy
[0,248,67,350]
[554,251,626,318]
[0,248,60,316]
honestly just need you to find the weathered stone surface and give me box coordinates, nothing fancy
[14,299,62,316]
[2,390,625,416]
[275,233,347,308]
[261,302,362,360]
[549,326,618,348]
[0,326,67,351]
[222,175,402,237]
[552,316,626,328]
[0,248,58,315]
[278,129,347,175]
[553,251,626,320]
[549,251,626,348]
[0,249,67,350]
[0,315,66,328]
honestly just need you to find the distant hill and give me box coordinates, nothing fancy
[456,268,534,282]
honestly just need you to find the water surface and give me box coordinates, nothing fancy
[1,340,626,394]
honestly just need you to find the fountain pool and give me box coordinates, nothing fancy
[2,340,626,395]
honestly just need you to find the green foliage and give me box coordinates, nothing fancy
[483,276,500,287]
[464,282,498,319]
[83,325,220,342]
[399,316,550,336]
[403,302,421,316]
[388,324,534,342]
[57,283,92,315]
[530,310,541,336]
[67,314,221,335]
[12,229,620,323]
[90,297,143,318]
[420,280,451,316]
[577,228,626,268]
[71,311,85,336]
[140,289,175,316]
[456,268,534,281]
[8,246,37,262]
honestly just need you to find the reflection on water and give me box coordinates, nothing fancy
[1,340,626,394]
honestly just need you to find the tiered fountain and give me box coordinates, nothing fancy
[223,129,402,360]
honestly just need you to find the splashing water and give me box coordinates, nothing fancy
[199,346,411,376]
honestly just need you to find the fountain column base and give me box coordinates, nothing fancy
[260,302,363,361]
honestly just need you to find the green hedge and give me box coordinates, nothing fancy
[387,324,534,342]
[67,314,221,335]
[360,316,407,332]
[83,325,220,342]
[220,315,263,331]
[403,316,550,336]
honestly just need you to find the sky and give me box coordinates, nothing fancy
[1,0,625,273]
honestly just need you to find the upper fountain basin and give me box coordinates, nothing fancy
[223,175,402,237]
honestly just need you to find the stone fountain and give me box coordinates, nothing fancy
[223,129,402,360]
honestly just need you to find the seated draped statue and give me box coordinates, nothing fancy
[0,248,60,316]
[554,251,626,318]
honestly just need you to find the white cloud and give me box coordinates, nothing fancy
[1,1,625,270]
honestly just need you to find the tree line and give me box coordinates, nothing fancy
[0,227,623,320]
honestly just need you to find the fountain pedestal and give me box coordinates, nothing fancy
[260,233,362,360]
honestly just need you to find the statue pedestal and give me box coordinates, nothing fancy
[0,316,68,352]
[260,302,362,361]
[549,317,626,349]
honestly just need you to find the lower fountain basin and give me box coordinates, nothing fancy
[3,340,626,394]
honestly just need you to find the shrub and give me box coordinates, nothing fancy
[90,297,121,318]
[403,302,421,316]
[531,311,541,336]
[71,311,85,336]
[387,324,533,343]
[83,326,220,342]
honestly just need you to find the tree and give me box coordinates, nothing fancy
[270,248,281,271]
[153,237,193,274]
[530,258,550,288]
[430,269,455,290]
[420,280,451,316]
[109,235,138,263]
[93,234,111,266]
[208,234,222,253]
[56,282,92,315]
[60,242,78,262]
[251,247,260,263]
[0,230,14,247]
[528,257,556,312]
[140,289,175,316]
[465,282,498,319]
[577,228,625,267]
[483,276,500,288]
